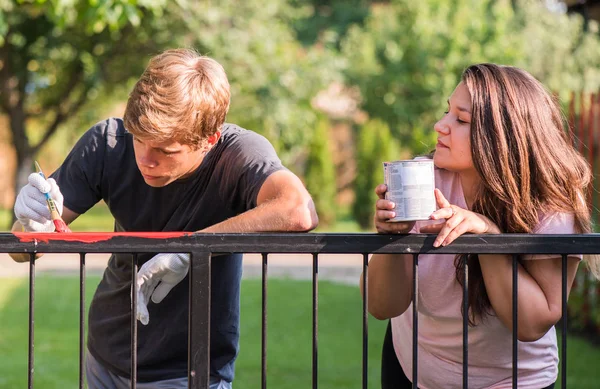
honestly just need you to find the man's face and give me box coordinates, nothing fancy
[133,135,211,187]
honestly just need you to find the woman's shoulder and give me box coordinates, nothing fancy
[533,211,576,234]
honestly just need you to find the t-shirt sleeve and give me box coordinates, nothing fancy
[523,212,582,261]
[50,120,108,214]
[219,130,286,210]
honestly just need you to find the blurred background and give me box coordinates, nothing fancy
[1,0,600,388]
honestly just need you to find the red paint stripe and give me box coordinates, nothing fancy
[53,219,72,233]
[13,232,192,244]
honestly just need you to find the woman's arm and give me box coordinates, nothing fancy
[479,254,579,342]
[361,184,415,320]
[362,253,414,320]
[423,189,580,341]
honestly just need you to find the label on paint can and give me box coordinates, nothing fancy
[383,159,436,222]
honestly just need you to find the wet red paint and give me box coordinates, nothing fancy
[53,219,72,233]
[13,231,192,243]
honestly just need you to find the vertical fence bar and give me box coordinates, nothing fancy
[262,253,268,389]
[412,253,419,389]
[561,254,568,389]
[362,253,368,389]
[28,252,35,389]
[130,254,138,389]
[312,253,319,389]
[462,257,468,389]
[512,254,519,389]
[79,253,86,389]
[189,250,211,389]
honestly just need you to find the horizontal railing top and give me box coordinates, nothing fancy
[1,232,600,254]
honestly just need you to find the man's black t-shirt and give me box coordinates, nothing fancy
[52,118,285,382]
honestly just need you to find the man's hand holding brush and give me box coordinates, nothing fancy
[14,171,67,232]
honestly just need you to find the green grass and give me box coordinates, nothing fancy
[0,277,385,389]
[67,202,115,231]
[0,277,598,389]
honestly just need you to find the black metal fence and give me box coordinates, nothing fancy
[1,232,598,389]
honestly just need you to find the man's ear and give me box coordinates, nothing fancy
[207,130,221,146]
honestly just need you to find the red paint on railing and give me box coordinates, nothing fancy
[13,232,192,244]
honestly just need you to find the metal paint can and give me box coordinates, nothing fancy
[383,159,436,222]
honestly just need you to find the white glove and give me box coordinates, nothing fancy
[14,173,64,232]
[136,253,190,325]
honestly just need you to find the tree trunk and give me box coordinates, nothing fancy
[9,106,33,227]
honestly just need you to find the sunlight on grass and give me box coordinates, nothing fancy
[0,276,598,388]
[0,277,386,389]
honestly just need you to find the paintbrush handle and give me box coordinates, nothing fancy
[34,161,72,233]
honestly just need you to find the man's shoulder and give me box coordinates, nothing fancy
[220,123,273,149]
[221,123,260,139]
[80,118,129,149]
[87,117,127,138]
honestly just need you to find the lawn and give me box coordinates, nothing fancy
[0,277,385,389]
[0,277,598,389]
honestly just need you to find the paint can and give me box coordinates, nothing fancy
[383,159,436,222]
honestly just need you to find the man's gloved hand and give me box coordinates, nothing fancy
[136,253,190,325]
[14,173,64,232]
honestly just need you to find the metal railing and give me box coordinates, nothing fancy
[2,232,598,389]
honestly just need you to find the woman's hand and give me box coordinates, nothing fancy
[373,184,415,234]
[420,189,500,247]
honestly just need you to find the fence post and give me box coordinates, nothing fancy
[188,250,212,389]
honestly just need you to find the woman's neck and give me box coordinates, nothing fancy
[459,171,481,209]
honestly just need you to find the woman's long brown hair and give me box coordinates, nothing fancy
[456,64,594,325]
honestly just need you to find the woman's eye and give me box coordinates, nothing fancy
[457,119,469,124]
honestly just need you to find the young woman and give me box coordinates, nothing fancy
[364,63,600,389]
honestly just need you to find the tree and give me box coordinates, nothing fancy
[352,119,396,229]
[184,0,342,169]
[1,0,342,219]
[0,0,182,213]
[304,117,337,225]
[340,0,523,156]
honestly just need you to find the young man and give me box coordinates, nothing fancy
[12,49,318,389]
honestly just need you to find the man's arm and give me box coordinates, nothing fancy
[202,170,318,233]
[10,207,80,262]
[134,169,318,325]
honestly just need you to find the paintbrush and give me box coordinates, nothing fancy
[34,161,71,233]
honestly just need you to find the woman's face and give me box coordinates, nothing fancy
[433,82,476,175]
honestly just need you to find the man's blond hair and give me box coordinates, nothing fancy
[123,48,230,148]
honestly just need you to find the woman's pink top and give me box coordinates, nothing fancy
[392,167,578,389]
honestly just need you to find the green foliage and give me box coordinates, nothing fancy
[289,0,372,48]
[0,0,178,118]
[337,0,600,156]
[183,0,343,168]
[352,119,397,229]
[340,0,523,155]
[567,266,600,334]
[304,117,337,226]
[516,0,600,97]
[0,0,188,202]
